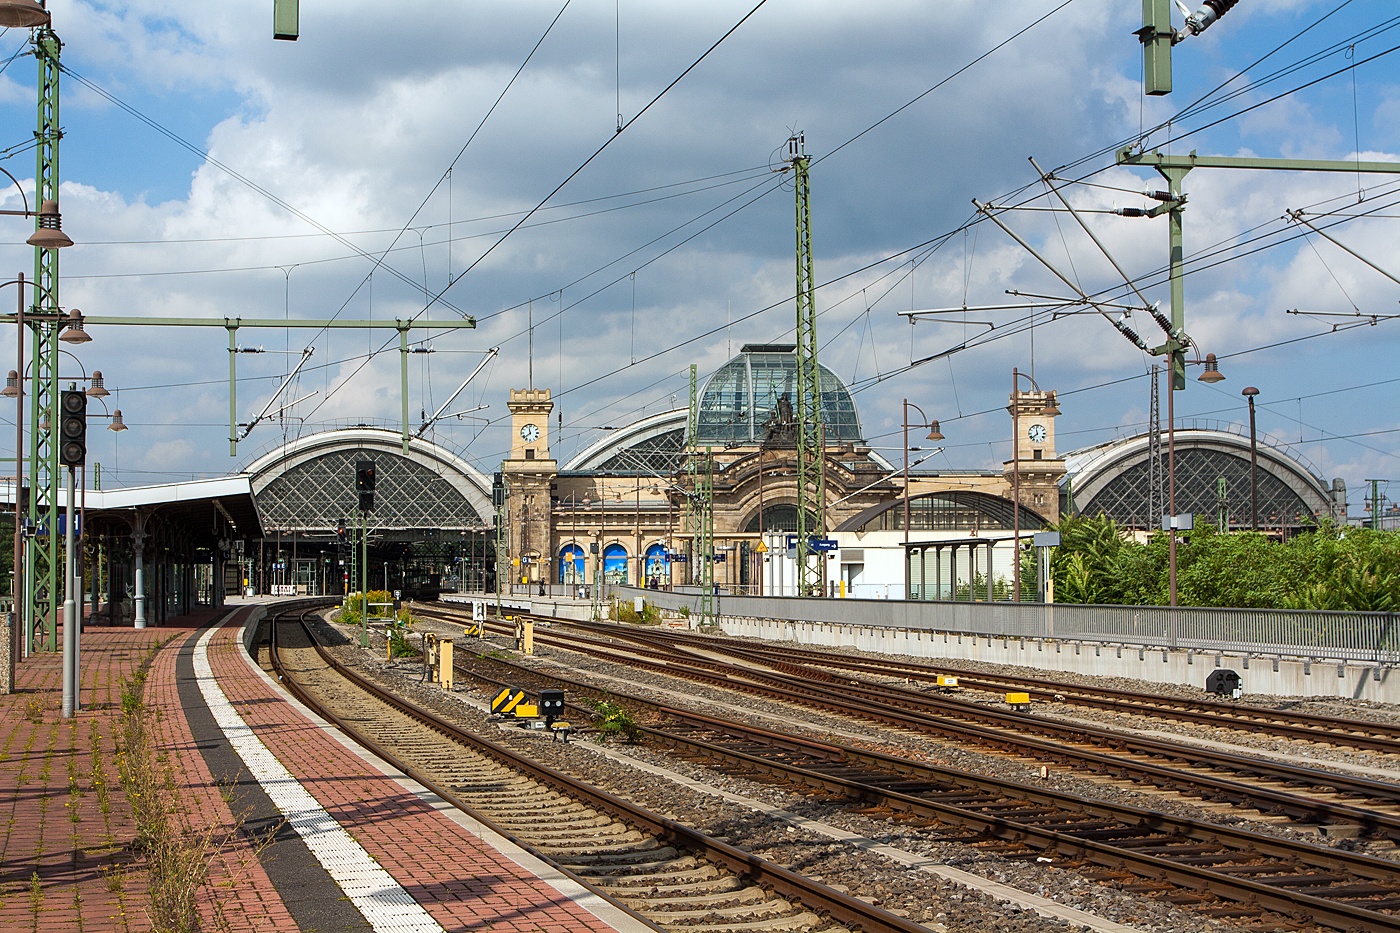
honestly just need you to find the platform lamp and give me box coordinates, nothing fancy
[1242,386,1260,532]
[1158,351,1228,608]
[0,0,49,26]
[901,400,942,600]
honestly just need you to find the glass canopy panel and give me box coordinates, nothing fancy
[1081,447,1316,529]
[696,356,749,444]
[255,448,483,532]
[595,428,686,472]
[695,349,863,444]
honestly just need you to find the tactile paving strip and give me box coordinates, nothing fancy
[193,628,445,933]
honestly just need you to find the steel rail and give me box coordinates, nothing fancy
[421,607,1400,840]
[270,608,933,933]
[423,610,1400,931]
[641,629,1400,752]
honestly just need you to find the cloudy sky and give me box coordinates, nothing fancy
[1,0,1397,516]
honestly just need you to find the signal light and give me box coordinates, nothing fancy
[59,389,86,467]
[355,460,376,492]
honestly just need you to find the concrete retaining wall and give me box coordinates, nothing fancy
[719,614,1400,702]
[443,593,594,622]
[449,589,1400,702]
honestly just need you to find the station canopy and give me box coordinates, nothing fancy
[243,428,491,533]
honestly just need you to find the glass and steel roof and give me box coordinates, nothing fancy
[695,344,862,445]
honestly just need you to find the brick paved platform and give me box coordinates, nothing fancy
[0,604,265,932]
[0,601,645,932]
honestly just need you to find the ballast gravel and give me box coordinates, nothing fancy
[295,611,1324,933]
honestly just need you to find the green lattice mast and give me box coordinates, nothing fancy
[696,447,714,627]
[684,364,698,586]
[28,26,63,651]
[786,133,825,596]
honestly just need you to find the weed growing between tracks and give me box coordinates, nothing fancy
[387,622,420,660]
[586,696,643,743]
[115,638,277,933]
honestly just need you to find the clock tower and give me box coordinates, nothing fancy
[1002,387,1066,522]
[503,388,556,587]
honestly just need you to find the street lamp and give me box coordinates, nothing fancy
[1160,352,1228,607]
[27,201,73,250]
[902,400,943,599]
[1242,386,1260,532]
[58,308,90,344]
[1,272,59,682]
[0,0,49,27]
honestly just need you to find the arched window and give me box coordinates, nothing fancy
[603,544,628,585]
[644,544,668,581]
[743,504,814,533]
[558,544,585,584]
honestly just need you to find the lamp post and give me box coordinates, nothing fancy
[902,400,942,600]
[1242,385,1260,532]
[1158,354,1226,607]
[1,273,52,683]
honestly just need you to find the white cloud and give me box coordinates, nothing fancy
[0,0,1391,509]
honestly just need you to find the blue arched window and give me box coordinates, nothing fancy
[603,544,629,585]
[644,544,668,582]
[559,544,585,584]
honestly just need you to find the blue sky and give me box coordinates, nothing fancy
[0,0,1397,515]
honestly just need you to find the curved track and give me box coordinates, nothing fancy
[414,605,1400,931]
[267,607,930,933]
[609,625,1400,753]
[420,606,1400,843]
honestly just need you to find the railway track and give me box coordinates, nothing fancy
[418,606,1400,845]
[404,608,1400,931]
[600,625,1400,755]
[266,607,932,933]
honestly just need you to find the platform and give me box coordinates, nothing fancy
[0,600,644,932]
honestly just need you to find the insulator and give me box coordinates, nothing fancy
[1117,323,1146,349]
[1151,309,1176,336]
[1116,207,1146,217]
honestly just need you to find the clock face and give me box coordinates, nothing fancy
[520,423,540,443]
[1027,423,1047,444]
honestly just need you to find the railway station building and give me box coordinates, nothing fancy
[159,345,1345,603]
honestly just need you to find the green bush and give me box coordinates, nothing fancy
[588,698,642,743]
[610,597,660,624]
[1049,514,1400,610]
[341,590,395,625]
[387,623,419,659]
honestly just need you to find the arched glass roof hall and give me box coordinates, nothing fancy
[244,429,492,533]
[695,344,862,445]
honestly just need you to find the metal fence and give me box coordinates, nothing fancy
[611,585,1400,666]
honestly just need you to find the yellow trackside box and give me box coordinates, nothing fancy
[514,702,539,718]
[1006,691,1031,710]
[935,675,958,688]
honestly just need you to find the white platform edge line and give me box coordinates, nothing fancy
[194,627,445,933]
[231,623,651,933]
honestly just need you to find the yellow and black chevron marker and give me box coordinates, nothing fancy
[462,619,483,637]
[491,687,526,717]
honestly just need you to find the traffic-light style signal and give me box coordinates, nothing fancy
[355,460,376,492]
[59,389,86,467]
[355,460,375,512]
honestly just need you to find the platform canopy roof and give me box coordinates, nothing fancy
[2,475,263,545]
